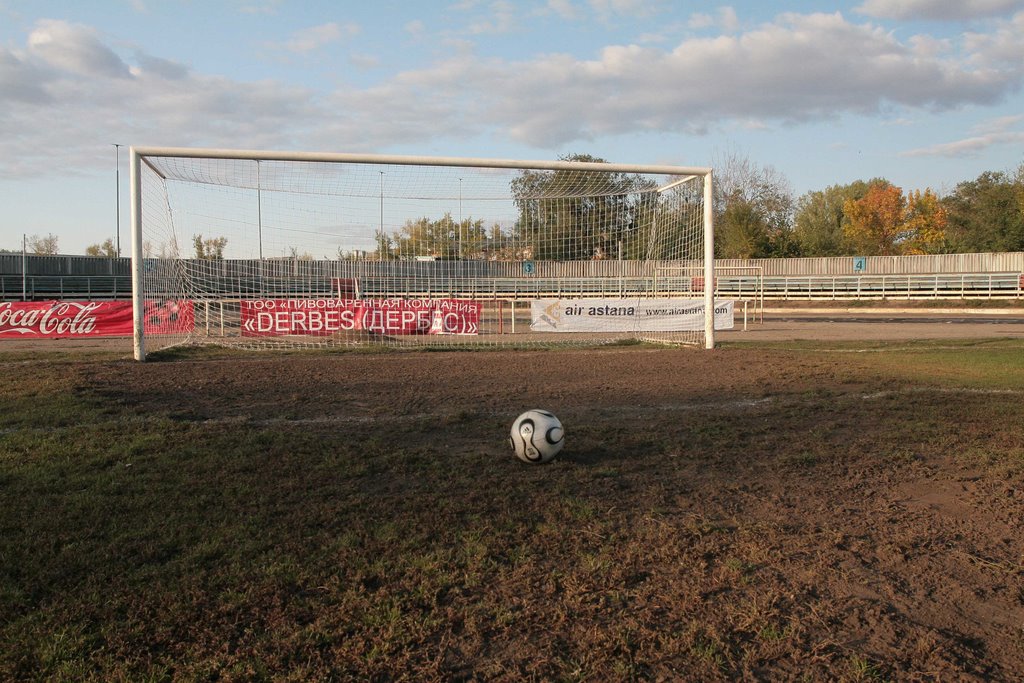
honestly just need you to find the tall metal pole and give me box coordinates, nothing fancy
[113,144,122,257]
[378,171,384,260]
[22,234,27,301]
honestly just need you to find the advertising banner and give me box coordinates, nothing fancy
[0,300,194,339]
[240,298,480,337]
[530,298,734,332]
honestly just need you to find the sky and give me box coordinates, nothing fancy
[1,0,1023,254]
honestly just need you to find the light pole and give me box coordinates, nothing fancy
[378,171,384,260]
[113,144,122,257]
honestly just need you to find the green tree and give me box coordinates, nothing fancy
[718,199,771,259]
[942,170,1024,253]
[392,213,488,259]
[193,234,227,259]
[711,151,795,257]
[511,154,657,260]
[85,238,117,257]
[793,181,874,256]
[372,230,395,260]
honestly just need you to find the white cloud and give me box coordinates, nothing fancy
[0,47,52,104]
[687,12,714,29]
[588,0,663,20]
[908,34,952,58]
[239,1,282,15]
[28,19,131,78]
[278,22,358,54]
[543,0,582,21]
[133,52,189,80]
[901,115,1024,156]
[973,113,1024,132]
[856,0,1024,21]
[963,11,1024,67]
[2,11,1024,177]
[901,131,1024,157]
[718,6,739,32]
[466,0,516,34]
[0,19,314,178]
[688,7,739,32]
[474,11,1024,146]
[349,52,382,70]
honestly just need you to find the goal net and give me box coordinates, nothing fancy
[130,148,719,360]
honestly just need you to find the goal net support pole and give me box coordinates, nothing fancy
[130,147,145,361]
[703,171,714,350]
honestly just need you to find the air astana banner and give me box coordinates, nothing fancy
[0,300,194,339]
[530,298,734,333]
[241,298,480,336]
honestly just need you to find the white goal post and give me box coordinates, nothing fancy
[130,147,717,360]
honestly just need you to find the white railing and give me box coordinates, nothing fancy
[735,272,1023,300]
[3,271,1022,302]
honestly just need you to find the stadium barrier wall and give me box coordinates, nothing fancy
[5,252,1022,279]
[3,253,1023,302]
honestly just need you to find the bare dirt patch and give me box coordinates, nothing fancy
[3,337,1024,683]
[3,345,997,680]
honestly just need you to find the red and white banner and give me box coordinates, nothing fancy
[241,298,480,337]
[0,300,194,339]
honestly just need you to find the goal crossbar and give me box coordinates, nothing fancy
[130,146,712,178]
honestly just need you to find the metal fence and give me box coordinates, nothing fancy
[3,252,1023,301]
[5,252,1024,277]
[718,252,1024,276]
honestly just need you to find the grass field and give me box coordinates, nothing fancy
[2,339,1024,681]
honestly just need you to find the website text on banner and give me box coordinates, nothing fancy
[0,300,194,339]
[530,299,734,332]
[241,298,480,337]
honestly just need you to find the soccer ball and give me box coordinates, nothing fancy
[509,409,564,464]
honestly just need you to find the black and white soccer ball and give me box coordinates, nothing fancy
[509,409,564,464]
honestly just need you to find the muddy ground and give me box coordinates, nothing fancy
[28,339,1013,681]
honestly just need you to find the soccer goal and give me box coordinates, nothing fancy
[130,147,719,360]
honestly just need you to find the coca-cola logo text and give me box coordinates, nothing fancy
[0,301,101,335]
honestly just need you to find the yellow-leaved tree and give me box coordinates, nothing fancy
[843,182,947,255]
[901,189,948,254]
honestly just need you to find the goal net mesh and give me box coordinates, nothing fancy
[134,152,710,353]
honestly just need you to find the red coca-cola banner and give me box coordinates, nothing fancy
[241,298,480,337]
[0,300,194,339]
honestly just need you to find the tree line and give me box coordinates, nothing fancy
[373,153,1024,262]
[8,154,1021,260]
[714,153,1024,259]
[372,154,681,262]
